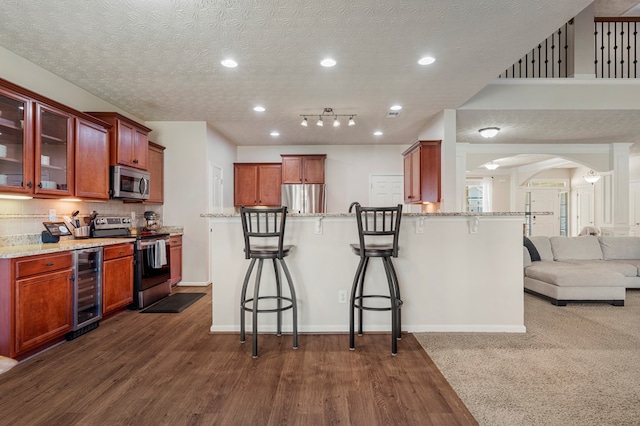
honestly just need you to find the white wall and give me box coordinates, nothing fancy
[237,144,407,213]
[147,121,211,285]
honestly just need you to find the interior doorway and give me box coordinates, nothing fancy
[369,174,404,206]
[208,162,223,214]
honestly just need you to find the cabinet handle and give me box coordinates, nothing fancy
[46,262,54,267]
[119,251,125,255]
[133,159,139,164]
[38,182,43,188]
[27,181,33,188]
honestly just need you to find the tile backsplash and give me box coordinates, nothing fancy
[0,198,162,238]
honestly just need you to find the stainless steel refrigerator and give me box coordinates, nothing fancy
[281,184,326,213]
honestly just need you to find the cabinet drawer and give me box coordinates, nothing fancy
[103,243,134,261]
[15,252,73,279]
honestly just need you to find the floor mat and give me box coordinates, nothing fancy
[140,293,206,313]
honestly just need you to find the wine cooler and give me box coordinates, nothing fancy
[67,247,103,340]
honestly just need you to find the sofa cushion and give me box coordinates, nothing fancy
[560,260,639,277]
[550,236,603,261]
[599,237,640,260]
[523,236,541,261]
[529,236,554,261]
[525,261,625,287]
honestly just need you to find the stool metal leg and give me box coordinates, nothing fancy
[252,259,264,358]
[279,258,298,349]
[358,257,370,336]
[383,257,399,355]
[349,257,366,350]
[240,258,257,344]
[387,258,402,341]
[273,259,282,336]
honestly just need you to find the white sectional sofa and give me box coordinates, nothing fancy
[523,235,640,306]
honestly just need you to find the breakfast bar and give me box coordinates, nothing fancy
[206,212,526,334]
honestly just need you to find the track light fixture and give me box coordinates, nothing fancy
[300,108,357,128]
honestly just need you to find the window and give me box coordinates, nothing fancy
[466,179,484,213]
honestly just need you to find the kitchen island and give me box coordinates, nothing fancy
[205,212,525,334]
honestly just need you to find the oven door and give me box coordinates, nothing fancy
[136,236,171,291]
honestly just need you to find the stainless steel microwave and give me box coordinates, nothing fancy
[110,165,150,200]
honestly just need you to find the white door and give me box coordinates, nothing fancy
[630,182,640,235]
[530,190,559,236]
[369,175,404,206]
[208,162,223,214]
[576,187,594,234]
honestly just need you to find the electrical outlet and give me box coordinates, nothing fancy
[48,209,57,221]
[338,290,348,304]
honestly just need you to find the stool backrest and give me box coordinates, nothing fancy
[354,204,403,257]
[240,206,288,259]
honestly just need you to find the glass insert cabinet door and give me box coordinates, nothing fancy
[0,88,30,191]
[35,102,73,195]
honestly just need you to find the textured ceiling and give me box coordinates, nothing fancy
[0,0,596,149]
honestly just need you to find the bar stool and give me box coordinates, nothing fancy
[349,203,403,355]
[239,206,298,358]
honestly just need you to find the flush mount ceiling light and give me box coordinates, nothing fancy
[418,56,436,65]
[300,108,356,128]
[478,127,500,138]
[253,106,265,112]
[390,105,403,111]
[320,58,337,67]
[584,169,601,184]
[270,131,280,137]
[221,59,238,68]
[484,161,500,171]
[373,130,383,136]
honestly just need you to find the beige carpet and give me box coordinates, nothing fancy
[415,290,640,426]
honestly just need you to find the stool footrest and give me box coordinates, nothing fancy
[353,294,403,312]
[241,295,294,313]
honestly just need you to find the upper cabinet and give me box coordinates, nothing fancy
[0,79,110,199]
[281,154,326,184]
[0,86,32,194]
[146,142,165,204]
[234,163,282,207]
[85,112,151,170]
[402,141,441,204]
[34,102,74,197]
[75,118,110,200]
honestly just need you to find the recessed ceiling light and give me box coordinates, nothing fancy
[320,58,337,67]
[253,106,265,112]
[418,56,435,65]
[270,131,280,137]
[373,131,383,136]
[390,105,402,111]
[221,59,238,68]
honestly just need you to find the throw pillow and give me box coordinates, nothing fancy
[523,236,541,262]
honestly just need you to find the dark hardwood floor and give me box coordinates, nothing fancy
[0,286,477,425]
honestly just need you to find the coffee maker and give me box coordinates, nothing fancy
[144,211,160,230]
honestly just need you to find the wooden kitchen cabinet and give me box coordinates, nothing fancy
[234,163,282,206]
[0,78,110,199]
[170,235,182,286]
[146,142,165,204]
[281,154,326,184]
[402,140,441,203]
[0,252,74,358]
[75,117,110,200]
[102,243,134,315]
[86,112,151,171]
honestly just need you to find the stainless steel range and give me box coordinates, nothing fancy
[91,216,171,309]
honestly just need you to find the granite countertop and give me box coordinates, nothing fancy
[0,237,135,259]
[201,211,544,218]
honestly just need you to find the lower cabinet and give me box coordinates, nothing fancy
[170,235,183,286]
[0,252,74,358]
[102,243,134,315]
